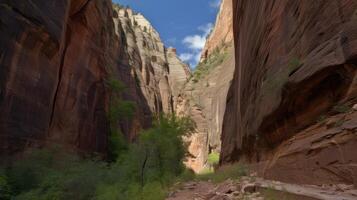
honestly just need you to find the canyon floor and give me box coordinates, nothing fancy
[167,176,357,200]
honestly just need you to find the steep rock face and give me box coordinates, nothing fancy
[0,0,116,154]
[200,0,233,61]
[222,0,357,185]
[113,6,190,121]
[177,50,234,173]
[177,0,234,171]
[0,1,190,155]
[166,47,191,106]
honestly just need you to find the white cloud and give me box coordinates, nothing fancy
[179,53,194,62]
[209,0,222,8]
[183,35,206,50]
[180,22,214,68]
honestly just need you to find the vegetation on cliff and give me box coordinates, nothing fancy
[191,43,231,83]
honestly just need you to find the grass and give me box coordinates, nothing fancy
[196,164,248,183]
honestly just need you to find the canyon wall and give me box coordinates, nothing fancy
[222,0,357,185]
[200,0,233,61]
[0,0,115,154]
[177,0,235,173]
[0,1,189,155]
[112,5,191,140]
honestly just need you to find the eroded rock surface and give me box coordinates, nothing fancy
[0,0,114,154]
[176,0,234,171]
[0,1,190,155]
[200,0,233,62]
[221,0,357,185]
[113,6,190,117]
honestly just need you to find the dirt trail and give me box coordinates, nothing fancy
[167,177,357,200]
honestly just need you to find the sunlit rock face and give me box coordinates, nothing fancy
[0,0,116,154]
[221,0,357,185]
[175,0,235,173]
[112,5,190,139]
[200,0,233,62]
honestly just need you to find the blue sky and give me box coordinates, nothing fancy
[113,0,221,68]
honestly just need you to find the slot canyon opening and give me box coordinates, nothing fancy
[258,65,356,149]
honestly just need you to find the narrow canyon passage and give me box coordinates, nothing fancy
[0,0,356,199]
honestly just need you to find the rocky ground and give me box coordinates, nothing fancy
[167,175,357,200]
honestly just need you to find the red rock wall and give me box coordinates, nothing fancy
[221,0,357,185]
[0,0,117,154]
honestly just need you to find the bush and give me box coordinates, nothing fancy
[141,182,166,200]
[108,99,136,122]
[2,115,195,200]
[5,149,109,200]
[207,152,220,166]
[0,172,11,200]
[118,115,195,186]
[106,77,136,162]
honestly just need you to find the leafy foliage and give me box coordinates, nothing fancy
[2,115,195,200]
[207,152,220,166]
[105,76,136,161]
[0,169,11,200]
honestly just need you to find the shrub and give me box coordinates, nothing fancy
[126,115,194,185]
[106,76,126,93]
[207,152,220,166]
[106,77,136,161]
[108,129,128,162]
[6,149,109,200]
[141,182,166,200]
[108,99,136,122]
[0,172,11,200]
[95,184,121,200]
[3,115,195,200]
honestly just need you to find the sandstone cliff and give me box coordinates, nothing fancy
[200,0,233,62]
[176,0,234,172]
[0,1,190,155]
[112,5,191,139]
[0,0,115,154]
[222,0,357,186]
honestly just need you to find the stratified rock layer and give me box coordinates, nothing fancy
[221,0,357,185]
[176,50,234,173]
[113,6,190,120]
